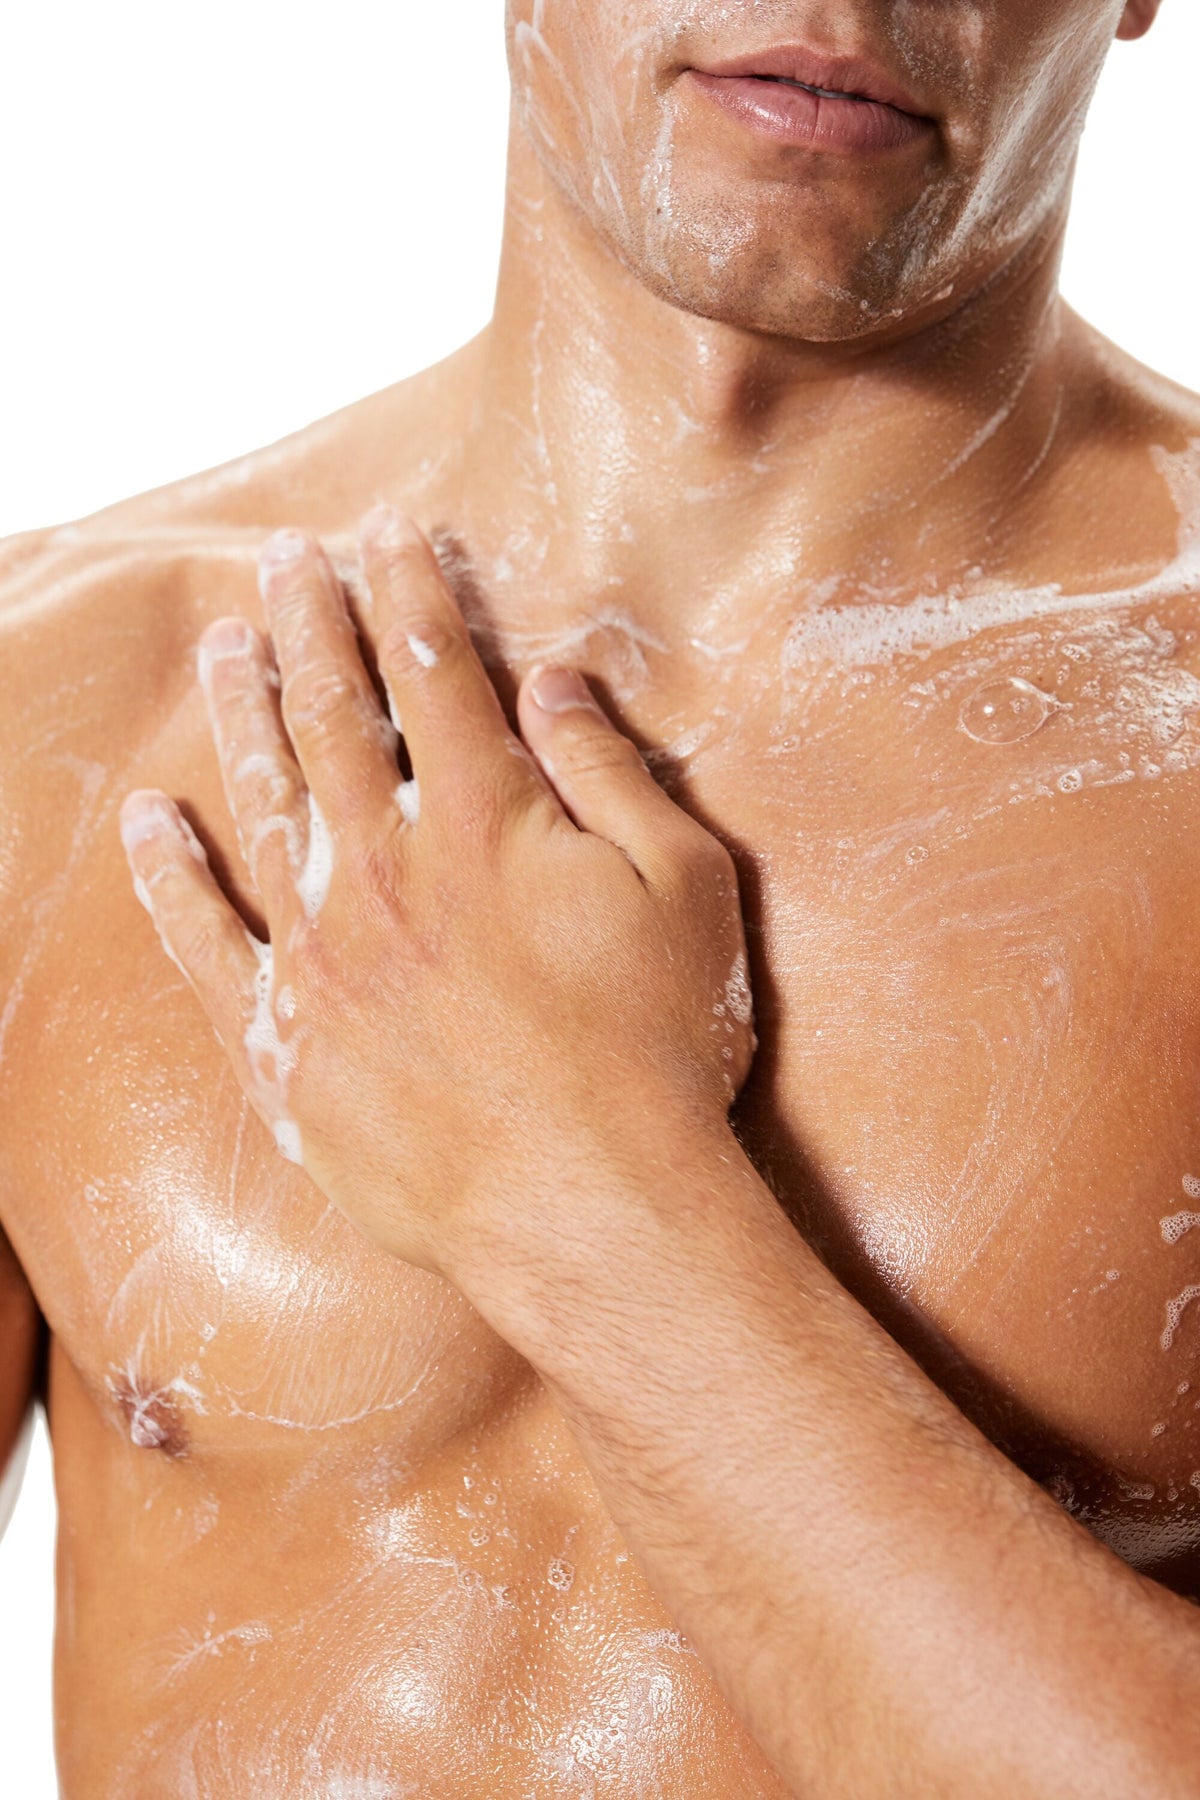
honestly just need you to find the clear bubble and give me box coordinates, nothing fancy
[958,677,1060,745]
[1057,768,1083,794]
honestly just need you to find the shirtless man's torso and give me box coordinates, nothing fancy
[1,1,1195,1793]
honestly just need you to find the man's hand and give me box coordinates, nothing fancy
[117,508,755,1274]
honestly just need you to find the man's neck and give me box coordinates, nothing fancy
[449,130,1075,644]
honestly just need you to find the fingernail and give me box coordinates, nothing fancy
[198,617,253,682]
[361,504,420,551]
[529,665,601,715]
[119,790,176,853]
[259,528,310,569]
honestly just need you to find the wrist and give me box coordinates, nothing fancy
[441,1100,769,1359]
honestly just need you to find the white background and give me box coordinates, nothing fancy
[1,3,1197,1792]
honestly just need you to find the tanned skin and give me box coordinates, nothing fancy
[4,0,1200,1794]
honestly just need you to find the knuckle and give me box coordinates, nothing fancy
[449,780,506,851]
[231,751,295,814]
[247,807,306,883]
[357,834,414,914]
[284,666,357,733]
[266,575,321,626]
[688,831,736,884]
[208,687,258,747]
[663,824,734,895]
[174,907,227,975]
[560,726,644,781]
[247,770,298,818]
[380,616,461,676]
[696,831,736,876]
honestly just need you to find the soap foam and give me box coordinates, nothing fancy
[723,949,753,1026]
[243,935,302,1162]
[395,779,421,825]
[407,633,439,669]
[1160,1212,1200,1247]
[781,439,1200,676]
[1161,1283,1200,1353]
[295,792,334,919]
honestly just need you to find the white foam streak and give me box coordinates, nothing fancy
[243,936,303,1164]
[295,792,334,919]
[272,1119,304,1166]
[783,440,1200,674]
[406,633,439,669]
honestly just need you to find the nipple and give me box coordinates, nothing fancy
[957,677,1062,745]
[111,1372,191,1458]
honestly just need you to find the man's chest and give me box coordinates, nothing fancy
[644,591,1200,1578]
[5,573,1200,1584]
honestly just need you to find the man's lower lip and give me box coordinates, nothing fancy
[686,70,932,154]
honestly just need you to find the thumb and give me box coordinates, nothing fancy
[518,663,690,876]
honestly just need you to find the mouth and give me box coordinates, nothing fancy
[686,45,935,155]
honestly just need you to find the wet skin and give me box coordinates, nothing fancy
[2,327,1200,1795]
[3,0,1199,1795]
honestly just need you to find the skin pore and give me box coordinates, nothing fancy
[7,0,1200,1794]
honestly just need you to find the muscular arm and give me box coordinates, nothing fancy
[452,1119,1200,1800]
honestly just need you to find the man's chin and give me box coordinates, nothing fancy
[595,186,947,346]
[621,246,933,349]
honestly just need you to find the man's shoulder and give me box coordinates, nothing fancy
[1071,314,1200,479]
[1053,315,1200,613]
[0,344,475,908]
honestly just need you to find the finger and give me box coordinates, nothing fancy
[118,789,259,1051]
[358,507,540,814]
[197,616,310,919]
[257,529,401,826]
[517,664,706,883]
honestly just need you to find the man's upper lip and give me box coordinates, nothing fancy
[689,46,930,120]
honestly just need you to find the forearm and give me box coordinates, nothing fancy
[452,1117,1200,1799]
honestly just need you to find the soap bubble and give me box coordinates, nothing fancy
[958,676,1060,745]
